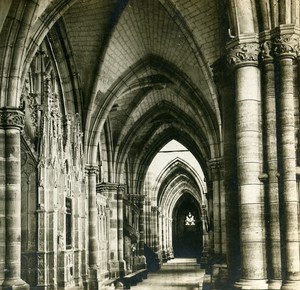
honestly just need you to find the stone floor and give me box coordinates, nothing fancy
[130,258,205,290]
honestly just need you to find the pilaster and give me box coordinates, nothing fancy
[0,107,29,290]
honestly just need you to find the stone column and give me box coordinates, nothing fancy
[151,206,159,252]
[116,185,126,275]
[208,158,223,257]
[0,119,5,283]
[158,210,163,252]
[157,209,165,263]
[261,35,282,290]
[200,205,210,267]
[97,182,125,278]
[80,179,88,289]
[213,57,239,283]
[134,195,146,270]
[0,108,29,290]
[227,36,268,289]
[162,213,168,262]
[138,196,145,257]
[167,218,174,259]
[85,165,100,290]
[273,27,300,290]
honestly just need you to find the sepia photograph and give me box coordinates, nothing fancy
[0,0,299,289]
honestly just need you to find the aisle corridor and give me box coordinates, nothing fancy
[131,258,205,290]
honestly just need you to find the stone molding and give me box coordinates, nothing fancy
[0,107,25,129]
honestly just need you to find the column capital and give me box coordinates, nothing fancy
[208,157,223,170]
[226,35,259,68]
[127,193,145,204]
[96,182,118,193]
[0,107,25,129]
[85,164,99,175]
[117,184,126,199]
[272,25,300,59]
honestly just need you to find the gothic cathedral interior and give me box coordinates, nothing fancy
[1,1,300,290]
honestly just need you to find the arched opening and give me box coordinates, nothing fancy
[172,193,202,259]
[142,139,207,267]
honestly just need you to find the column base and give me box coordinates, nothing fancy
[234,279,268,290]
[281,280,300,290]
[200,250,210,268]
[161,250,168,263]
[88,267,101,290]
[268,279,282,289]
[167,247,174,259]
[0,278,29,290]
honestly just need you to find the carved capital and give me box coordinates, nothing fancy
[0,107,25,129]
[85,164,99,175]
[273,33,300,59]
[227,41,259,67]
[261,40,273,61]
[209,158,223,170]
[96,182,118,190]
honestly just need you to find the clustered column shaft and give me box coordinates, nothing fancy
[117,185,125,264]
[261,37,282,290]
[273,28,300,290]
[138,196,145,257]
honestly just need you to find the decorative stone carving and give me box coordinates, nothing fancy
[261,41,273,61]
[208,158,223,170]
[227,42,259,67]
[37,254,45,284]
[273,33,300,58]
[0,107,25,129]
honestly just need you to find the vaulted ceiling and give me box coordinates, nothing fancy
[1,0,228,180]
[60,0,227,169]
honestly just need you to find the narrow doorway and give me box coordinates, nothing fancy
[172,194,202,259]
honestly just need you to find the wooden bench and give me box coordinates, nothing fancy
[122,269,148,289]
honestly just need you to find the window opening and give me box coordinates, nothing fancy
[185,212,195,226]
